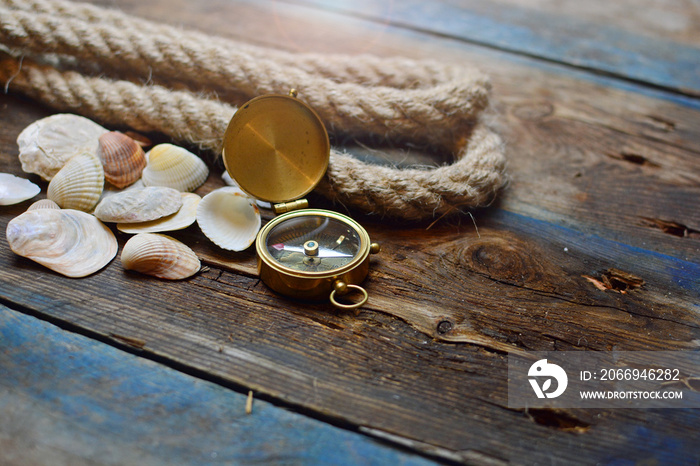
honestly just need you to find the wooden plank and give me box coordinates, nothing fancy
[88,0,700,110]
[0,305,437,465]
[1,0,700,463]
[487,0,700,48]
[287,0,700,96]
[1,194,699,463]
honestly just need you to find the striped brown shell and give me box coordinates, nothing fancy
[97,131,147,188]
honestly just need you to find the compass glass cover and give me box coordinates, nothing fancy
[265,215,361,273]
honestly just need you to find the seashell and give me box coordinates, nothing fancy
[94,186,182,223]
[27,199,61,211]
[121,233,200,280]
[6,208,117,277]
[17,113,108,181]
[222,171,272,210]
[47,153,104,212]
[117,193,200,234]
[100,178,145,202]
[196,187,260,251]
[124,130,152,148]
[0,173,41,205]
[142,143,208,192]
[97,131,147,188]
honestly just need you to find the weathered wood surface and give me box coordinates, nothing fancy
[1,0,700,464]
[0,305,434,466]
[295,0,700,95]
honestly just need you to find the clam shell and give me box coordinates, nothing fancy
[94,186,182,223]
[47,153,105,211]
[27,199,61,211]
[142,144,209,192]
[100,178,145,201]
[6,208,117,277]
[121,233,201,280]
[0,173,41,205]
[117,193,200,234]
[97,131,147,188]
[196,187,261,251]
[17,113,108,181]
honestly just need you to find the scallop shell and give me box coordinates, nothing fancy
[17,113,108,181]
[47,153,104,211]
[0,173,41,205]
[27,199,61,211]
[94,186,182,223]
[97,131,147,188]
[221,171,272,210]
[196,187,261,251]
[117,193,200,234]
[142,144,209,192]
[121,233,201,280]
[6,208,118,277]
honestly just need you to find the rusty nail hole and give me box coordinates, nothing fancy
[437,320,453,335]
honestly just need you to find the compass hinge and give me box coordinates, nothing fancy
[273,199,309,214]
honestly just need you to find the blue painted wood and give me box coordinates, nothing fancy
[0,305,436,466]
[494,47,700,112]
[296,0,700,97]
[493,209,700,294]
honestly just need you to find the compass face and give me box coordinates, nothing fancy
[264,214,362,273]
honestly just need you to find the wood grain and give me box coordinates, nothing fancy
[2,0,700,463]
[288,0,700,96]
[1,211,698,463]
[483,0,700,48]
[0,305,435,466]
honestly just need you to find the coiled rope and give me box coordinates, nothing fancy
[0,0,506,220]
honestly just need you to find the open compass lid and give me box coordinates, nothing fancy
[222,91,330,204]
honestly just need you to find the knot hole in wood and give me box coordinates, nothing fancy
[461,237,546,287]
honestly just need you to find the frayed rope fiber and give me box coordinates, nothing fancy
[0,0,507,220]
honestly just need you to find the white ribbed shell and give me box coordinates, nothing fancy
[27,199,61,211]
[47,153,104,212]
[142,144,208,192]
[196,187,261,251]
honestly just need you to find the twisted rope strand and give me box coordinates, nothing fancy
[0,54,233,149]
[1,0,468,88]
[0,0,507,220]
[1,52,505,219]
[0,0,490,147]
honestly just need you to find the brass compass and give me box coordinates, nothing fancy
[222,90,380,309]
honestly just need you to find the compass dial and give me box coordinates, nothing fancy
[265,215,362,273]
